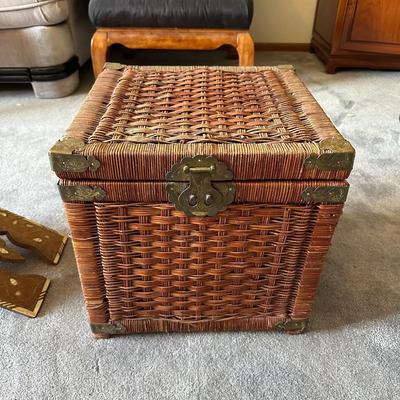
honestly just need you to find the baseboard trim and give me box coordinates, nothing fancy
[255,43,311,52]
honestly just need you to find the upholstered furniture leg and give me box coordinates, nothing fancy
[31,71,80,99]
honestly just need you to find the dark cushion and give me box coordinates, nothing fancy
[89,0,253,29]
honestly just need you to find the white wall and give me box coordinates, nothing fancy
[250,0,318,43]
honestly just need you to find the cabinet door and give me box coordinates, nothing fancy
[339,0,400,54]
[314,0,340,45]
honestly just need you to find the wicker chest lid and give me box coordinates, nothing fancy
[50,64,354,181]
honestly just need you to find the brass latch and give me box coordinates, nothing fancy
[166,155,235,217]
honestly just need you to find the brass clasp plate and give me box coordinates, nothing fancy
[166,155,235,217]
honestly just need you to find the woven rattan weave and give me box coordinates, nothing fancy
[51,64,354,337]
[89,67,323,144]
[58,66,353,182]
[65,202,343,333]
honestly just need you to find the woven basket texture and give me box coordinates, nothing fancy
[65,202,343,333]
[90,68,323,144]
[57,66,350,181]
[57,65,351,334]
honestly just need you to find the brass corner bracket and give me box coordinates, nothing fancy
[304,138,355,171]
[49,137,100,173]
[275,320,308,334]
[301,186,349,204]
[58,185,106,202]
[276,64,295,71]
[104,62,126,71]
[91,323,127,336]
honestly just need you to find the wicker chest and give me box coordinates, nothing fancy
[50,64,354,338]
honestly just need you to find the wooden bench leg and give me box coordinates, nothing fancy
[91,28,256,77]
[236,32,255,67]
[91,30,109,78]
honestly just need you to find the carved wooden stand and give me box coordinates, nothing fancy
[0,208,68,317]
[91,28,255,78]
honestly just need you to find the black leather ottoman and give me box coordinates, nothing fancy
[89,0,255,77]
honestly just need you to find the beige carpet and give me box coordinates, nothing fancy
[0,51,399,400]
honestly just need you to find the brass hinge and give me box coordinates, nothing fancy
[49,137,100,173]
[275,320,308,334]
[91,323,127,336]
[166,155,236,217]
[304,138,355,171]
[58,185,106,202]
[301,186,349,204]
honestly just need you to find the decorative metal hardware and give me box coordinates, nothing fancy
[58,186,106,202]
[104,62,125,71]
[91,323,127,336]
[276,64,295,70]
[49,137,100,173]
[166,155,236,217]
[275,320,308,333]
[301,186,349,204]
[304,138,355,171]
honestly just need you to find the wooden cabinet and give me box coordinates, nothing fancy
[312,0,400,73]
